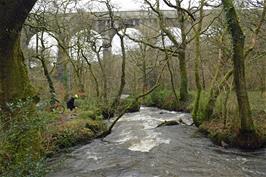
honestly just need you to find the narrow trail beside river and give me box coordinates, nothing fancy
[47,107,266,177]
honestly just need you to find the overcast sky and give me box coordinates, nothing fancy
[78,0,200,11]
[33,0,262,13]
[33,0,205,13]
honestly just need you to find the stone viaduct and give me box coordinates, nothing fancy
[21,9,202,88]
[21,10,180,61]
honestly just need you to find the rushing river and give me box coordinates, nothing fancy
[47,107,266,177]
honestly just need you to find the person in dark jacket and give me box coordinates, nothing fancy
[67,94,78,111]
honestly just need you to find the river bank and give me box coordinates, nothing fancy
[143,89,266,149]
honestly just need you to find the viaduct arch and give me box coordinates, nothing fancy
[21,10,181,82]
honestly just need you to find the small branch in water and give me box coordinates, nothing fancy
[156,120,179,128]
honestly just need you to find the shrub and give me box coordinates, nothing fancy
[118,96,141,113]
[0,97,107,176]
[43,119,107,153]
[78,110,99,120]
[143,88,180,111]
[0,98,48,177]
[75,97,99,111]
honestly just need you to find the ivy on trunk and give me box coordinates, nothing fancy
[222,0,255,133]
[0,0,37,111]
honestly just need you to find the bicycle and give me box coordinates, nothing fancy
[50,99,65,114]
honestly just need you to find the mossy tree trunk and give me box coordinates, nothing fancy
[37,31,57,107]
[192,0,204,123]
[222,0,255,133]
[111,34,126,109]
[141,45,148,95]
[56,40,69,91]
[176,0,189,102]
[0,0,37,111]
[260,62,266,96]
[161,34,179,103]
[96,49,108,102]
[178,48,189,102]
[90,43,108,102]
[105,1,126,110]
[81,50,100,98]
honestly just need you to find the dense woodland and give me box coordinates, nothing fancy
[0,0,266,176]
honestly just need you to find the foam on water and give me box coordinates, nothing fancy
[121,114,168,129]
[128,133,170,152]
[113,111,172,152]
[112,129,138,143]
[86,151,100,161]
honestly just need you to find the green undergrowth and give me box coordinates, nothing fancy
[43,116,107,156]
[143,88,193,112]
[76,96,141,119]
[93,96,141,119]
[198,91,266,149]
[199,112,266,149]
[118,96,141,113]
[0,97,107,177]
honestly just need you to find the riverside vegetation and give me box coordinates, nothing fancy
[0,95,140,176]
[0,0,266,176]
[144,88,266,149]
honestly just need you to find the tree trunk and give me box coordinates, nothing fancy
[111,35,126,109]
[0,0,37,111]
[223,86,231,128]
[38,31,57,106]
[56,42,68,84]
[203,70,232,121]
[141,45,148,95]
[200,58,206,90]
[39,58,57,105]
[259,61,265,96]
[177,0,189,102]
[142,57,148,95]
[222,0,254,133]
[192,0,204,122]
[178,48,189,102]
[167,55,179,103]
[81,51,100,98]
[153,0,189,102]
[161,34,179,103]
[96,49,108,102]
[192,34,202,122]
